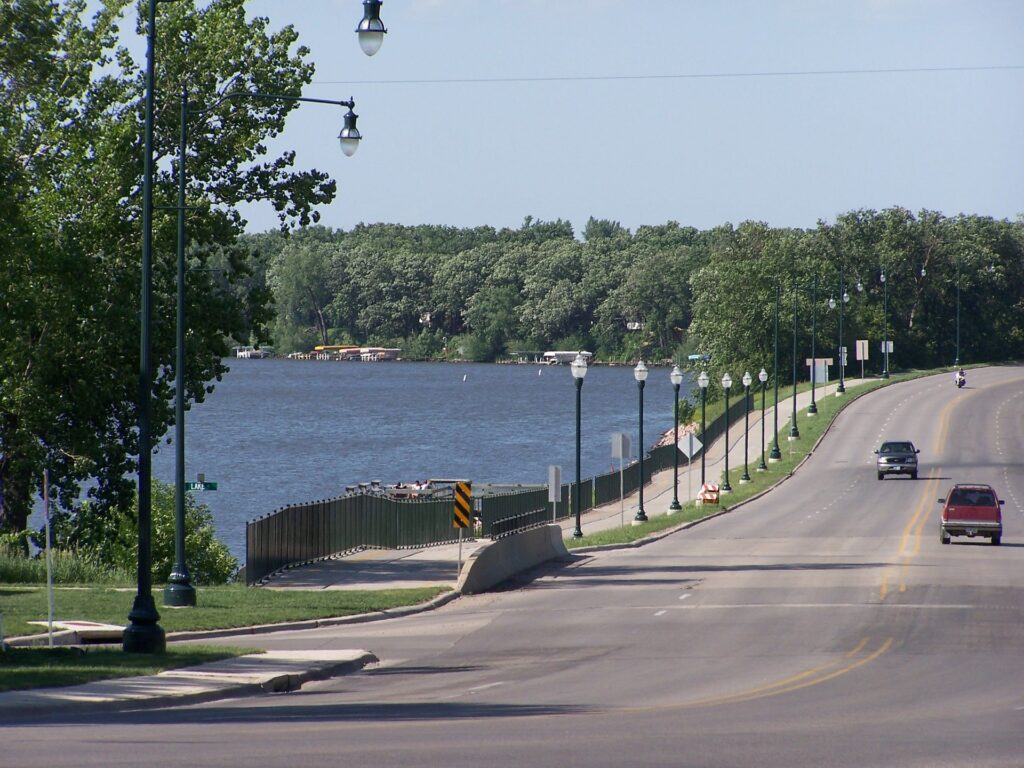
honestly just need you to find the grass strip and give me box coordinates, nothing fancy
[0,584,449,640]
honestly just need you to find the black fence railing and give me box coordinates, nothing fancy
[245,492,457,585]
[245,402,751,585]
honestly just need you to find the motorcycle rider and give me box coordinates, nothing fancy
[954,367,966,387]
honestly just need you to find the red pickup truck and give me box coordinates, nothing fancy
[938,483,1004,545]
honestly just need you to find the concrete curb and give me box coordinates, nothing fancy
[0,651,378,721]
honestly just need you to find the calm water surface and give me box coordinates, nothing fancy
[151,359,698,559]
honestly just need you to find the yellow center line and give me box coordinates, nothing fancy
[664,637,892,710]
[881,384,965,601]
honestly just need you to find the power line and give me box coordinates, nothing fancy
[314,64,1024,86]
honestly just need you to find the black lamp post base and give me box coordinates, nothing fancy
[807,402,818,415]
[756,464,767,472]
[882,371,890,379]
[837,383,846,394]
[740,473,751,483]
[720,483,732,494]
[572,528,583,539]
[123,597,166,654]
[668,499,682,511]
[163,578,197,607]
[632,512,648,525]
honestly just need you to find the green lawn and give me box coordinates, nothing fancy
[0,583,449,640]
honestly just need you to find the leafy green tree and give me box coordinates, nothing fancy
[0,0,339,534]
[464,284,523,360]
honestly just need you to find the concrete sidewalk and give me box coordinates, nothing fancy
[0,650,377,720]
[0,377,868,718]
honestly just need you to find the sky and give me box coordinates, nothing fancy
[232,0,1024,237]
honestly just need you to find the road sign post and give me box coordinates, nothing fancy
[679,433,702,508]
[548,465,561,522]
[453,481,472,579]
[611,432,631,527]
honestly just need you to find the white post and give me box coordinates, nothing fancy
[457,527,463,580]
[44,469,54,648]
[619,457,625,528]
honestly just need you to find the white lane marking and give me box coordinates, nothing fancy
[467,682,505,693]
[679,593,692,601]
[617,603,974,611]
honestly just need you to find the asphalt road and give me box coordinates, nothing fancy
[5,367,1023,768]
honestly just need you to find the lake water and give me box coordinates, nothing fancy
[145,359,697,560]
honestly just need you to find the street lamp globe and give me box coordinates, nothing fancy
[828,296,837,310]
[742,371,752,388]
[337,106,362,156]
[634,360,649,383]
[697,371,709,390]
[356,0,387,56]
[670,364,683,387]
[758,368,768,384]
[721,372,732,390]
[571,353,589,380]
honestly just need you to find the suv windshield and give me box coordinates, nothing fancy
[880,442,914,453]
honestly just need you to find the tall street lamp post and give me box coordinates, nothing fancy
[163,89,361,608]
[807,273,818,415]
[720,373,733,493]
[757,367,768,471]
[789,278,800,440]
[633,360,649,523]
[954,269,961,366]
[698,371,709,484]
[740,371,752,482]
[881,270,890,378]
[126,0,385,653]
[571,354,588,538]
[770,286,782,461]
[830,265,850,394]
[124,0,171,655]
[669,365,683,512]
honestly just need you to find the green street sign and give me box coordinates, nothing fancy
[185,481,218,491]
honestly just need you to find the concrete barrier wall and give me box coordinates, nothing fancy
[456,524,571,595]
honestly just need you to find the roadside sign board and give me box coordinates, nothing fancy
[678,433,702,459]
[185,481,217,491]
[453,481,472,529]
[856,339,869,361]
[611,432,631,459]
[548,465,561,503]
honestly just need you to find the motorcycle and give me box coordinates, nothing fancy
[954,373,966,388]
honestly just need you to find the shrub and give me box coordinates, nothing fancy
[31,480,238,585]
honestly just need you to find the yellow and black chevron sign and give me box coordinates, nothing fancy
[453,481,472,529]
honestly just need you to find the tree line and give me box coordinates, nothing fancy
[254,209,1024,379]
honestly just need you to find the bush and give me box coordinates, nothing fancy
[31,480,238,585]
